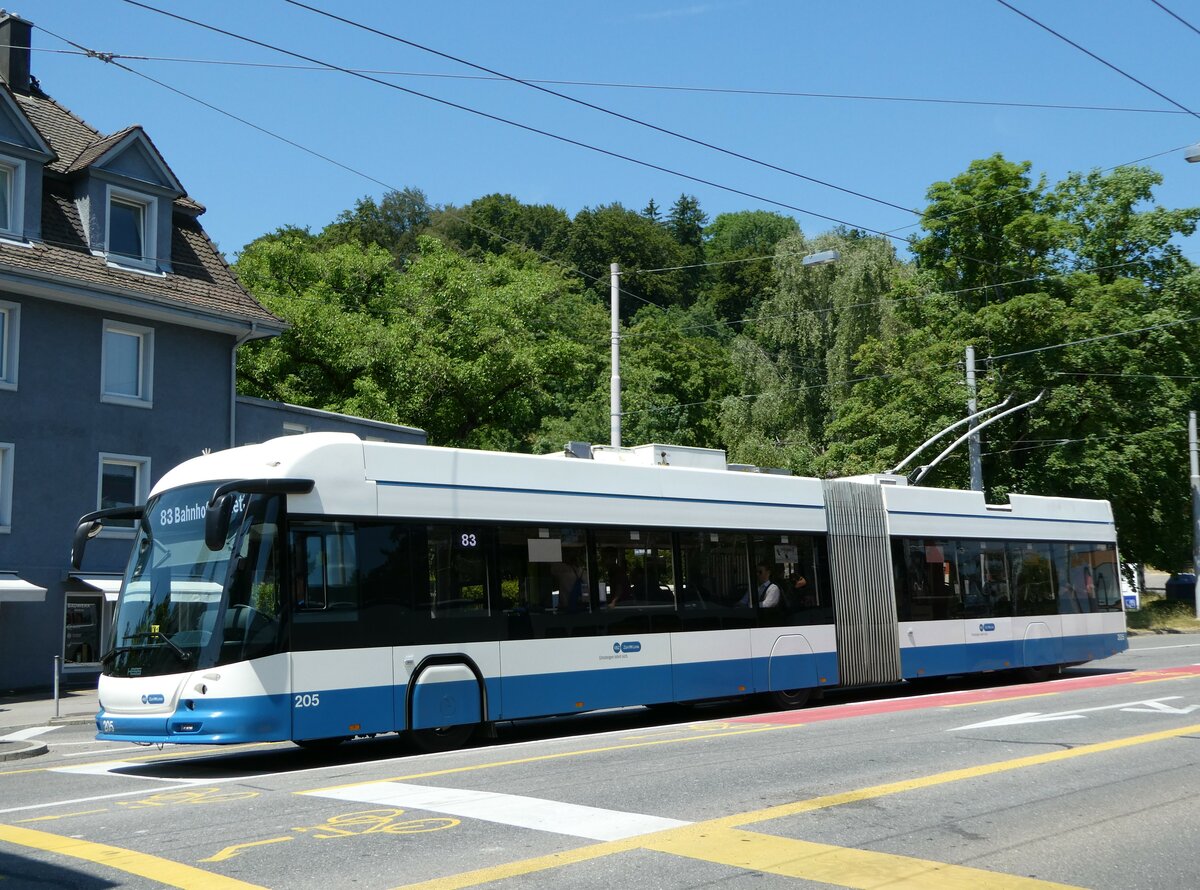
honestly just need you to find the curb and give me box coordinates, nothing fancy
[0,741,49,761]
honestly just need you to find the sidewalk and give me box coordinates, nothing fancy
[0,686,98,761]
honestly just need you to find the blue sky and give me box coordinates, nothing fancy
[23,1,1200,260]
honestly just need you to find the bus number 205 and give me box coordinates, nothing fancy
[294,693,320,708]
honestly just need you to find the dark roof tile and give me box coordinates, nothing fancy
[2,89,281,330]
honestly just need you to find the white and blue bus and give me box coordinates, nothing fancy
[74,433,1127,751]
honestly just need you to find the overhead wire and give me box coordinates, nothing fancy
[116,0,924,251]
[1149,0,1200,39]
[34,16,1200,422]
[995,0,1200,120]
[31,21,669,316]
[16,44,1196,116]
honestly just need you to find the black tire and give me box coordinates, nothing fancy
[1020,663,1062,683]
[765,687,811,710]
[408,723,476,753]
[294,736,349,752]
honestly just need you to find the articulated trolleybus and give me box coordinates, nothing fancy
[76,433,1127,751]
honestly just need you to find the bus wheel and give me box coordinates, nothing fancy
[766,688,811,710]
[295,736,349,752]
[409,723,476,753]
[1020,664,1062,683]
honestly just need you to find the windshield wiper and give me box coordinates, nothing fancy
[124,631,192,664]
[100,646,132,667]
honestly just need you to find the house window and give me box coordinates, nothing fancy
[0,158,24,239]
[282,422,309,436]
[97,453,149,533]
[101,320,153,407]
[0,442,13,531]
[105,187,157,270]
[0,299,17,390]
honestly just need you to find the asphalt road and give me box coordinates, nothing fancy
[1,634,1198,889]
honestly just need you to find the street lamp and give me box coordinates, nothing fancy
[801,249,840,266]
[1185,143,1200,163]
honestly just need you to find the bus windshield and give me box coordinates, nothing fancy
[104,483,285,678]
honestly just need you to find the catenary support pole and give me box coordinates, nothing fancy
[1190,411,1200,619]
[966,346,983,491]
[53,655,60,718]
[610,262,621,448]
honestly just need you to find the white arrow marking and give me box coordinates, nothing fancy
[1121,700,1200,715]
[953,697,1194,731]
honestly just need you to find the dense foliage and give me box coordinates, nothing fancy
[234,157,1200,571]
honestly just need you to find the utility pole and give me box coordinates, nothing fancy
[610,262,621,448]
[966,346,983,491]
[1190,411,1200,618]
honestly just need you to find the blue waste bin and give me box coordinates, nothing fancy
[1164,573,1197,603]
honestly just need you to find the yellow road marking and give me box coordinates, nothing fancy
[0,824,268,889]
[392,721,1200,890]
[14,809,108,823]
[202,836,293,863]
[644,826,1084,889]
[303,722,795,795]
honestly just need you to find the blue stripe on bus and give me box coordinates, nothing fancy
[95,633,1126,744]
[376,478,824,513]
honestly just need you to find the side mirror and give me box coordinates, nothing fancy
[205,495,234,551]
[71,505,145,570]
[70,520,103,570]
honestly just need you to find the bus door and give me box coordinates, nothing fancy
[673,531,754,701]
[960,541,1014,672]
[289,521,395,741]
[822,481,902,686]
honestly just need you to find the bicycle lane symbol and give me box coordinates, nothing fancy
[202,809,459,862]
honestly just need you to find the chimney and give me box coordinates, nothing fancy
[0,11,32,95]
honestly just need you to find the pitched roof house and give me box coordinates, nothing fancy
[0,14,421,691]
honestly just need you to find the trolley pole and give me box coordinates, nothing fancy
[610,262,621,448]
[966,346,983,491]
[1190,411,1200,619]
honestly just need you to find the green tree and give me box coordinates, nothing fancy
[911,154,1067,305]
[700,210,800,329]
[1048,166,1200,285]
[433,193,572,260]
[719,228,903,470]
[567,203,688,316]
[320,187,432,265]
[236,233,607,451]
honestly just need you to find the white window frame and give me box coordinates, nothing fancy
[0,442,13,532]
[282,422,309,436]
[105,185,157,271]
[100,319,154,408]
[0,299,18,391]
[96,453,150,539]
[0,157,25,241]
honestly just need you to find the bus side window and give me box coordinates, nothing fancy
[427,525,491,615]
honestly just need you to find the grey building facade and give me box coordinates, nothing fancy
[0,16,424,692]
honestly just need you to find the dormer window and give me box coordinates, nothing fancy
[0,157,25,240]
[105,186,157,271]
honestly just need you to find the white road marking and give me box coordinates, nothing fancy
[0,784,202,816]
[304,781,690,841]
[1,726,63,742]
[50,761,213,782]
[953,697,1197,731]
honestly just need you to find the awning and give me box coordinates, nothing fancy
[68,575,124,602]
[0,573,47,602]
